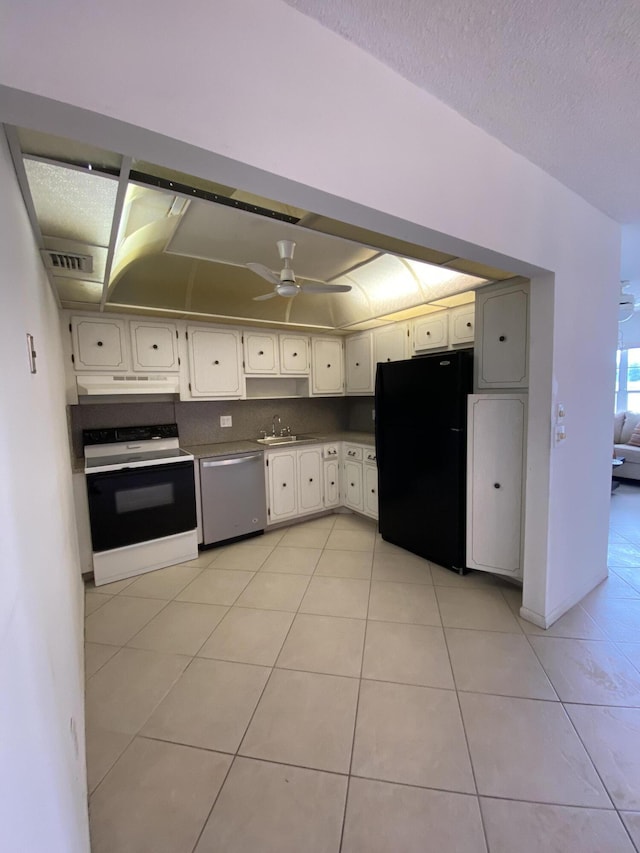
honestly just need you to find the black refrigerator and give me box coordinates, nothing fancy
[375,349,473,573]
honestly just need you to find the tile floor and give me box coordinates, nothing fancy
[84,485,640,852]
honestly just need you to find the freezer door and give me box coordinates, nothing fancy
[200,453,267,545]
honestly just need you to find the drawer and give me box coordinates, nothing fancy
[364,449,377,464]
[323,444,340,459]
[344,445,363,461]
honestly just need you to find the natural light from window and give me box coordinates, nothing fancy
[616,347,640,413]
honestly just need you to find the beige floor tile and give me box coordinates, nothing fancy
[176,569,254,606]
[142,658,270,752]
[352,680,474,792]
[519,603,607,639]
[607,542,640,568]
[180,552,219,568]
[88,576,137,594]
[285,514,337,530]
[277,613,366,677]
[368,581,441,626]
[209,545,273,571]
[480,798,634,853]
[565,704,640,810]
[86,647,190,735]
[89,737,231,853]
[119,564,202,599]
[261,545,323,574]
[194,757,347,853]
[342,778,486,853]
[198,607,294,666]
[85,596,167,646]
[85,642,119,679]
[580,593,640,642]
[430,564,497,588]
[325,528,376,552]
[598,571,640,598]
[235,572,310,611]
[611,565,640,592]
[314,549,373,579]
[240,668,359,773]
[362,622,454,689]
[616,641,640,672]
[372,553,432,585]
[436,587,522,633]
[332,513,376,531]
[528,636,640,705]
[85,727,132,794]
[446,628,556,699]
[621,812,640,848]
[277,526,331,548]
[127,601,228,655]
[300,576,370,618]
[85,591,113,616]
[257,529,287,545]
[459,692,610,806]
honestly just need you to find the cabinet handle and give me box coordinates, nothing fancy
[371,488,375,494]
[350,482,355,487]
[96,341,103,347]
[327,363,331,368]
[466,322,472,328]
[293,352,298,357]
[282,483,287,488]
[499,335,506,342]
[386,357,391,362]
[494,483,501,489]
[152,344,158,349]
[330,481,335,486]
[258,350,264,355]
[213,360,220,365]
[309,478,314,483]
[355,362,360,366]
[426,331,431,336]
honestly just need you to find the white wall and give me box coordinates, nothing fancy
[0,0,621,629]
[0,136,89,850]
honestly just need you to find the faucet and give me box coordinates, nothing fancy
[272,414,281,436]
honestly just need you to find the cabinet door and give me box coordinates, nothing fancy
[72,316,127,371]
[323,459,340,508]
[311,337,344,395]
[412,313,448,352]
[343,460,363,511]
[373,323,409,365]
[466,395,525,578]
[187,326,243,398]
[267,452,298,522]
[297,448,323,514]
[345,333,374,395]
[363,464,378,519]
[130,321,179,371]
[244,331,279,374]
[280,335,310,374]
[476,282,529,388]
[448,306,475,346]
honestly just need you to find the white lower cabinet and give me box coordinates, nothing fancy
[363,463,378,519]
[297,448,323,514]
[343,460,363,512]
[266,446,323,523]
[323,458,340,508]
[466,394,526,579]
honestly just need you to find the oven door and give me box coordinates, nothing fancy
[86,460,196,552]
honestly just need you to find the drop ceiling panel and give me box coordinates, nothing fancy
[55,277,103,304]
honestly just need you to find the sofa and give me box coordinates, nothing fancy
[614,411,640,480]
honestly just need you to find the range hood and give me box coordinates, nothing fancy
[76,374,180,396]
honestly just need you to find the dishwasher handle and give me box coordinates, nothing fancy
[201,453,263,468]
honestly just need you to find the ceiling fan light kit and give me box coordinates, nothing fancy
[619,281,637,323]
[247,240,353,301]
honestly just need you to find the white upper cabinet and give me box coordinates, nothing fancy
[373,322,409,365]
[244,330,279,374]
[71,316,128,371]
[448,305,475,346]
[130,320,179,371]
[280,335,310,374]
[311,337,344,395]
[475,280,529,389]
[345,332,374,395]
[412,312,449,352]
[187,325,244,398]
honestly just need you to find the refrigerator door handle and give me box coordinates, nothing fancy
[450,427,463,432]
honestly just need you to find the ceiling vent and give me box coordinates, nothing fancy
[41,249,94,274]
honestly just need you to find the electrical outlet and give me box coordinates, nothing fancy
[220,415,232,428]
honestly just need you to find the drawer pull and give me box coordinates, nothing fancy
[258,350,264,355]
[293,352,298,357]
[355,362,360,366]
[152,344,158,349]
[466,322,472,328]
[494,483,501,489]
[309,478,314,483]
[499,335,506,342]
[282,483,287,488]
[214,360,220,365]
[371,489,375,494]
[350,482,355,487]
[327,363,331,368]
[330,481,335,486]
[97,340,103,347]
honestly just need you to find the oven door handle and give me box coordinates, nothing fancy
[201,454,263,468]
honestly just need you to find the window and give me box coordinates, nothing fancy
[616,348,640,413]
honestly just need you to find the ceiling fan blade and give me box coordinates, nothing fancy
[247,262,280,286]
[300,282,353,294]
[252,291,278,301]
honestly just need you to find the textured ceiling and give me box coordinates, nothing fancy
[285,0,640,224]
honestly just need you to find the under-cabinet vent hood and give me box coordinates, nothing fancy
[76,374,180,396]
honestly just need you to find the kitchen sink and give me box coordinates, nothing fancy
[256,435,319,446]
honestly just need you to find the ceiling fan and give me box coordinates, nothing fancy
[619,281,639,323]
[247,239,353,300]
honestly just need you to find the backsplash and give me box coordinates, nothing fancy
[69,397,350,457]
[347,397,376,433]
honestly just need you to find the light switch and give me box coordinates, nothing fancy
[220,415,232,428]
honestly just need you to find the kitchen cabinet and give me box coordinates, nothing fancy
[243,330,279,374]
[130,320,179,371]
[311,337,344,395]
[186,325,244,398]
[280,334,310,374]
[363,463,378,519]
[373,322,409,366]
[323,457,340,508]
[466,394,526,579]
[412,312,448,353]
[345,332,374,395]
[475,279,529,389]
[448,305,475,346]
[296,448,323,514]
[343,459,363,512]
[266,450,298,523]
[71,316,128,371]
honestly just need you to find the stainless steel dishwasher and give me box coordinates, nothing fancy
[199,451,267,546]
